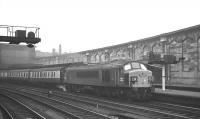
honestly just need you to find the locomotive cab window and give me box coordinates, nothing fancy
[140,64,147,70]
[124,62,148,70]
[124,63,131,70]
[131,62,141,69]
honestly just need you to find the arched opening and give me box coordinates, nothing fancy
[95,54,100,63]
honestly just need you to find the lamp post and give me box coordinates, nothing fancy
[160,37,167,91]
[104,49,109,62]
[86,53,90,63]
[128,44,133,60]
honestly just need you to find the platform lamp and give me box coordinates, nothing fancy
[160,37,167,91]
[86,53,90,63]
[128,44,133,60]
[104,49,109,62]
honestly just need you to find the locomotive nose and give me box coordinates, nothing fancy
[138,72,147,79]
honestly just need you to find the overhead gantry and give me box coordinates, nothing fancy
[0,25,41,48]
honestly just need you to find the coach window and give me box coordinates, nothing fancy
[50,71,52,78]
[53,72,55,78]
[39,72,41,78]
[51,72,53,78]
[42,72,44,78]
[44,72,46,78]
[47,72,49,78]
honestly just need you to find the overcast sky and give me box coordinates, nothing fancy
[1,0,200,53]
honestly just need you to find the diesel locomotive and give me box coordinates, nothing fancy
[0,60,154,99]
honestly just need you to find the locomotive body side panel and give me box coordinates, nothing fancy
[65,68,116,87]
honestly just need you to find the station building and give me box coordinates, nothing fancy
[34,25,200,87]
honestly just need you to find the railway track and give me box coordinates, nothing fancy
[0,103,13,119]
[1,84,200,119]
[51,91,199,119]
[3,85,200,119]
[0,93,46,119]
[0,87,112,119]
[133,101,200,118]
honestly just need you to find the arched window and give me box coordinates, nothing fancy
[91,55,96,63]
[95,54,100,63]
[101,54,106,62]
[182,38,196,72]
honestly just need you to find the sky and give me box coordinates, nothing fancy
[1,0,200,53]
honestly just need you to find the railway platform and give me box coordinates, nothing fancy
[154,88,200,98]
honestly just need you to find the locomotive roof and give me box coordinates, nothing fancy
[67,59,132,70]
